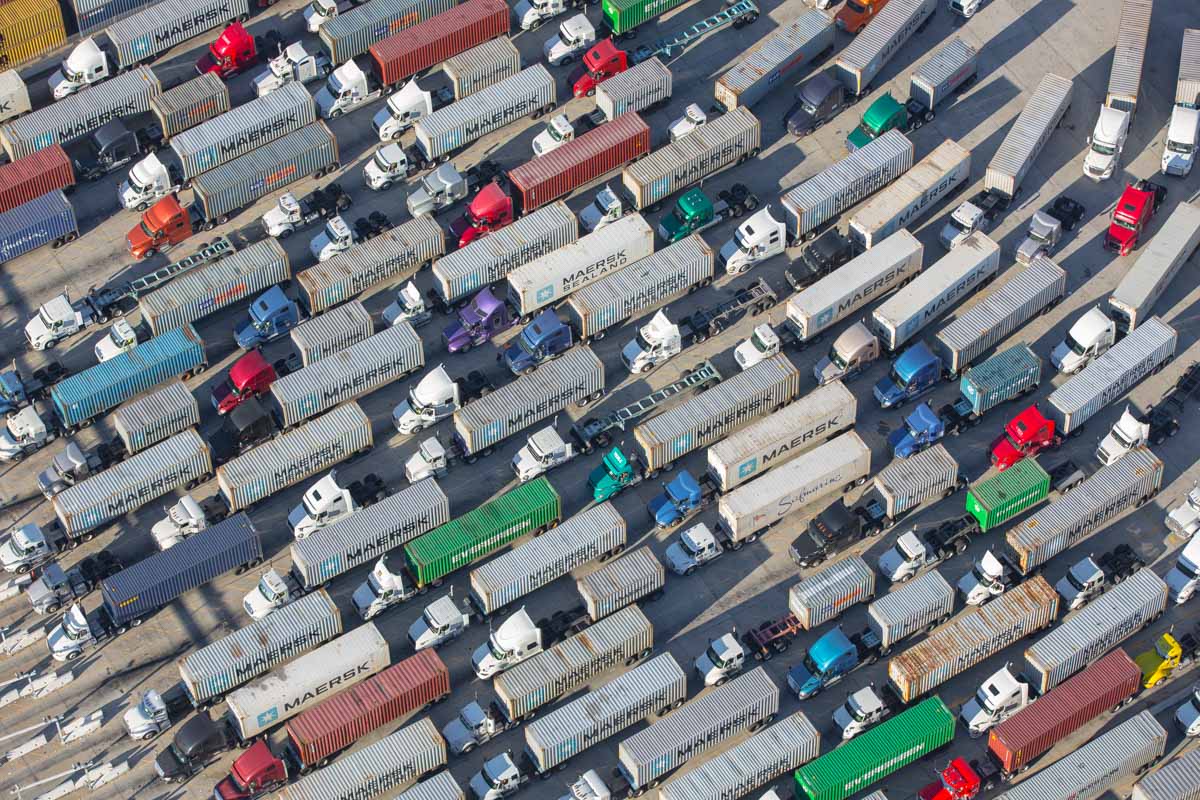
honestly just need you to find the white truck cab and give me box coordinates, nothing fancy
[512,426,576,482]
[383,282,431,328]
[1163,107,1200,177]
[311,215,353,262]
[1167,485,1200,538]
[958,550,1008,606]
[0,406,56,463]
[939,201,985,249]
[443,700,505,755]
[393,366,460,435]
[374,80,443,141]
[1096,406,1150,465]
[719,206,786,274]
[1083,106,1130,182]
[25,294,85,350]
[0,523,53,573]
[959,666,1030,737]
[560,771,612,800]
[94,319,138,363]
[669,104,707,142]
[288,471,356,539]
[1176,684,1200,736]
[665,522,722,576]
[471,752,525,799]
[122,689,174,740]
[1055,556,1104,611]
[408,594,469,651]
[734,324,780,371]
[50,38,108,99]
[46,603,95,661]
[694,633,745,686]
[262,192,304,238]
[877,530,930,583]
[363,144,412,190]
[1166,534,1200,604]
[515,0,570,30]
[253,42,331,98]
[242,569,302,619]
[405,437,448,483]
[833,686,891,740]
[316,61,380,119]
[622,310,680,373]
[304,0,352,32]
[544,14,595,66]
[472,607,542,678]
[532,114,574,156]
[581,185,624,231]
[1051,307,1115,374]
[151,495,209,550]
[119,152,174,210]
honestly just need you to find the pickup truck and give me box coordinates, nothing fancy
[787,625,882,699]
[27,553,122,615]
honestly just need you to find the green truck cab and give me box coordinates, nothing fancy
[656,184,758,243]
[588,446,639,502]
[846,93,912,151]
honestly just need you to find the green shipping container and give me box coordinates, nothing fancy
[403,477,561,586]
[965,458,1050,533]
[794,697,955,800]
[602,0,695,35]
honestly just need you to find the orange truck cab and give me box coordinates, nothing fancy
[836,0,889,33]
[989,404,1061,470]
[127,195,203,260]
[1104,179,1167,256]
[196,23,277,80]
[211,350,278,415]
[449,183,514,249]
[570,39,629,98]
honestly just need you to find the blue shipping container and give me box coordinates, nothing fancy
[0,191,77,264]
[50,324,205,428]
[101,514,260,625]
[959,344,1043,417]
[69,0,157,35]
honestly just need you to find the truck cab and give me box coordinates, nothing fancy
[68,119,145,182]
[581,184,625,231]
[1015,196,1085,265]
[472,608,543,678]
[587,446,640,502]
[1083,106,1130,182]
[25,293,86,350]
[1096,405,1178,465]
[957,550,1015,606]
[373,79,453,142]
[444,288,516,352]
[918,757,994,800]
[38,441,111,498]
[235,286,300,349]
[668,104,707,142]
[1137,632,1193,689]
[622,310,681,373]
[405,437,449,483]
[649,471,715,529]
[395,366,475,434]
[939,192,1001,249]
[814,322,881,385]
[786,73,845,137]
[533,113,575,155]
[959,666,1030,737]
[516,0,574,30]
[660,188,714,242]
[834,686,892,740]
[213,739,287,799]
[989,404,1058,470]
[310,214,355,262]
[1166,534,1200,604]
[1177,684,1200,737]
[212,350,277,414]
[0,403,57,463]
[1050,307,1115,374]
[304,0,357,32]
[49,38,108,99]
[695,633,745,686]
[570,39,628,97]
[503,311,574,375]
[1163,106,1200,176]
[242,569,302,620]
[450,183,514,249]
[196,23,267,79]
[512,426,576,482]
[787,626,879,699]
[262,185,350,238]
[1054,546,1144,611]
[874,342,944,408]
[835,0,889,33]
[1105,180,1167,255]
[27,553,120,615]
[0,523,59,573]
[46,602,104,661]
[253,41,330,97]
[665,522,722,574]
[443,701,508,755]
[127,195,201,259]
[407,164,472,217]
[471,752,525,800]
[877,529,936,583]
[151,496,214,550]
[154,712,231,783]
[719,206,786,274]
[545,14,596,66]
[94,319,138,363]
[888,402,945,459]
[734,324,781,371]
[408,594,470,651]
[288,471,365,539]
[1167,485,1200,538]
[561,771,613,800]
[846,93,908,151]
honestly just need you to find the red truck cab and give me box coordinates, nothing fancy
[990,404,1059,470]
[1104,179,1166,256]
[919,757,990,800]
[570,39,629,98]
[213,741,286,799]
[449,183,514,249]
[211,350,277,414]
[196,23,271,79]
[127,195,201,259]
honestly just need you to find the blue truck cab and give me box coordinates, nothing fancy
[0,372,31,415]
[873,341,944,409]
[648,470,717,529]
[888,402,946,459]
[787,626,880,699]
[235,286,301,349]
[501,310,574,376]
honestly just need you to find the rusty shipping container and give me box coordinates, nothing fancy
[0,144,73,213]
[0,0,66,69]
[370,0,509,88]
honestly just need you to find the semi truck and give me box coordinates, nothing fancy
[714,10,833,110]
[196,22,284,81]
[1014,195,1087,264]
[1163,29,1200,176]
[1106,201,1200,336]
[392,365,494,436]
[318,0,456,64]
[1083,0,1151,181]
[834,0,936,100]
[1054,545,1148,610]
[26,552,122,615]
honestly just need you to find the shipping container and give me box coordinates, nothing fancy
[0,189,77,264]
[269,323,423,428]
[794,697,955,800]
[910,38,979,112]
[595,59,672,122]
[990,649,1141,776]
[70,0,154,35]
[0,71,30,126]
[101,512,258,626]
[954,344,1043,417]
[443,36,521,100]
[469,502,625,616]
[871,443,960,519]
[848,140,970,250]
[786,229,922,341]
[834,0,937,97]
[290,301,374,366]
[393,774,463,800]
[0,0,66,67]
[148,73,230,141]
[506,214,654,317]
[1107,202,1200,334]
[0,144,73,214]
[106,0,247,69]
[112,380,199,454]
[432,201,577,305]
[180,590,342,706]
[509,112,651,213]
[576,547,664,621]
[226,624,389,741]
[320,0,457,64]
[618,668,779,790]
[637,353,802,474]
[1023,569,1167,694]
[707,381,856,492]
[404,478,560,588]
[565,234,714,340]
[292,479,449,587]
[0,67,160,161]
[50,324,204,429]
[719,431,871,541]
[299,215,445,316]
[217,402,372,512]
[1007,448,1164,574]
[789,555,875,630]
[1046,317,1177,435]
[993,711,1165,800]
[934,258,1066,375]
[495,605,652,721]
[285,649,448,769]
[658,712,821,800]
[715,11,833,110]
[965,457,1050,533]
[1105,0,1152,112]
[888,577,1059,703]
[278,718,445,800]
[1132,746,1200,800]
[192,122,337,222]
[872,232,1001,351]
[867,569,955,650]
[1176,29,1200,107]
[415,65,555,161]
[369,0,508,88]
[454,346,603,454]
[985,73,1073,201]
[622,107,760,210]
[139,239,289,336]
[523,653,686,773]
[601,0,693,35]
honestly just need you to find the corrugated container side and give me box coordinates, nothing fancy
[1108,202,1200,332]
[833,0,937,95]
[875,443,959,518]
[1176,29,1200,107]
[935,257,1066,374]
[788,555,875,630]
[602,0,691,34]
[576,547,665,620]
[290,301,374,366]
[0,188,77,263]
[990,649,1142,775]
[984,73,1073,199]
[887,577,1059,702]
[596,59,672,120]
[107,0,246,67]
[714,11,833,110]
[965,457,1051,533]
[509,112,651,212]
[70,0,154,34]
[112,381,199,453]
[956,344,1043,417]
[867,569,955,649]
[1132,747,1200,800]
[320,0,457,64]
[443,36,521,100]
[369,0,509,87]
[909,38,978,110]
[393,773,464,800]
[292,480,450,587]
[0,0,66,68]
[179,590,341,705]
[0,144,74,214]
[1105,0,1152,111]
[149,73,230,139]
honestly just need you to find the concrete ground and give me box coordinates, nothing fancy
[1,0,1200,797]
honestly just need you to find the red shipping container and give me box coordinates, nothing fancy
[0,144,73,214]
[988,648,1141,776]
[509,112,651,214]
[284,649,450,769]
[370,0,509,88]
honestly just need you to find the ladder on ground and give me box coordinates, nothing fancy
[634,0,759,63]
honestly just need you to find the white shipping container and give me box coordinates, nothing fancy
[1132,747,1200,800]
[909,38,978,112]
[788,555,875,630]
[984,73,1073,200]
[714,11,834,110]
[1105,0,1153,112]
[112,381,198,454]
[596,59,672,120]
[834,0,937,96]
[289,301,373,366]
[576,547,665,621]
[415,66,555,160]
[393,773,465,800]
[1176,29,1200,107]
[873,443,960,519]
[107,0,248,68]
[0,71,31,125]
[444,37,521,100]
[1107,202,1200,334]
[867,569,955,650]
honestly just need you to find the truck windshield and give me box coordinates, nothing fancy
[517,328,539,355]
[971,564,999,588]
[138,220,155,238]
[309,0,333,18]
[489,636,511,660]
[828,346,849,370]
[1111,213,1137,232]
[1110,425,1137,448]
[845,698,868,721]
[634,328,656,352]
[887,365,909,389]
[1176,558,1199,580]
[705,643,729,667]
[802,652,822,676]
[420,440,439,460]
[372,151,394,172]
[750,330,773,352]
[1168,138,1195,154]
[1063,330,1089,355]
[1090,139,1117,156]
[38,307,59,327]
[257,577,283,603]
[483,761,505,786]
[845,0,868,11]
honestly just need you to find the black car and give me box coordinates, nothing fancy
[786,72,846,137]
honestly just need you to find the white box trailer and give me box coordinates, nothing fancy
[834,0,937,98]
[789,555,875,630]
[444,37,522,101]
[505,214,654,318]
[1105,0,1153,113]
[1132,746,1200,800]
[290,301,373,366]
[909,38,978,113]
[786,229,923,342]
[848,140,970,250]
[714,11,834,111]
[985,73,1073,202]
[596,59,672,121]
[1107,202,1200,335]
[707,380,856,491]
[871,231,1000,351]
[718,431,871,541]
[576,547,665,621]
[867,569,955,651]
[1177,29,1200,107]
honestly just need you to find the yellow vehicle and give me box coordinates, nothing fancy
[1136,631,1199,689]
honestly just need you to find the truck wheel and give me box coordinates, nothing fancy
[65,650,81,661]
[141,247,157,259]
[279,228,292,239]
[956,538,968,554]
[684,566,696,576]
[638,362,653,374]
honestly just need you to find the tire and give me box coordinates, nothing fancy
[684,566,696,576]
[66,649,81,661]
[142,247,157,259]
